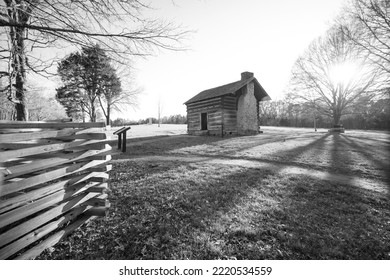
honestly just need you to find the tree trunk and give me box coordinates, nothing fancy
[6,1,31,121]
[15,58,28,121]
[106,104,110,126]
[105,96,111,126]
[90,103,96,122]
[333,111,341,126]
[89,91,97,122]
[9,26,29,121]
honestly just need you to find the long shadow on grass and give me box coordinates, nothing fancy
[339,134,390,184]
[171,133,334,173]
[246,133,353,186]
[280,133,390,259]
[41,161,390,260]
[328,133,354,180]
[184,131,387,181]
[38,165,278,259]
[339,134,390,145]
[38,132,390,260]
[264,132,332,168]
[105,166,276,260]
[115,135,226,158]
[211,132,320,156]
[284,174,390,259]
[119,132,320,160]
[109,133,389,260]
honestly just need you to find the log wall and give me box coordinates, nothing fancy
[221,95,237,135]
[186,96,238,136]
[187,97,223,136]
[0,121,111,259]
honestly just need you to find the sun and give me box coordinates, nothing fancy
[328,61,359,87]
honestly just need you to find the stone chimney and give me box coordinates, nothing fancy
[241,71,254,80]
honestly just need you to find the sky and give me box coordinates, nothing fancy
[35,0,349,121]
[132,0,348,121]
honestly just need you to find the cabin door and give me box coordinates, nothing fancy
[201,113,208,130]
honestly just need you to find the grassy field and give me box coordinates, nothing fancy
[38,126,390,259]
[107,124,187,139]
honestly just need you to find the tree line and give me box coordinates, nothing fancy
[259,98,389,130]
[112,114,187,127]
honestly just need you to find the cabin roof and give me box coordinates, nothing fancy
[184,76,270,105]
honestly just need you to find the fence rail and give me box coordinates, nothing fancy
[0,121,111,259]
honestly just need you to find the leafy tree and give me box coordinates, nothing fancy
[56,45,120,122]
[288,26,381,126]
[55,85,85,121]
[0,0,188,120]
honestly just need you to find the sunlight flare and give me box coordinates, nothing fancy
[328,61,360,86]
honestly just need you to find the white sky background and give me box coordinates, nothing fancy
[33,0,348,121]
[131,0,347,121]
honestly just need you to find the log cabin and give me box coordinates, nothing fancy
[184,72,270,136]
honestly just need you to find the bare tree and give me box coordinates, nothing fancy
[97,64,142,125]
[339,0,389,82]
[98,87,142,126]
[26,95,66,121]
[259,100,286,124]
[0,1,189,120]
[0,77,14,119]
[288,26,381,126]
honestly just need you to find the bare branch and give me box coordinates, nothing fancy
[0,0,190,120]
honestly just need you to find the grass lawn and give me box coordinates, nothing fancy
[38,127,390,259]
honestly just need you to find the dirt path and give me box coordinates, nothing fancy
[112,155,389,194]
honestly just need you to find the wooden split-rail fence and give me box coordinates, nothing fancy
[0,121,112,259]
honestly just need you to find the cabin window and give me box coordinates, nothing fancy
[200,113,208,130]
